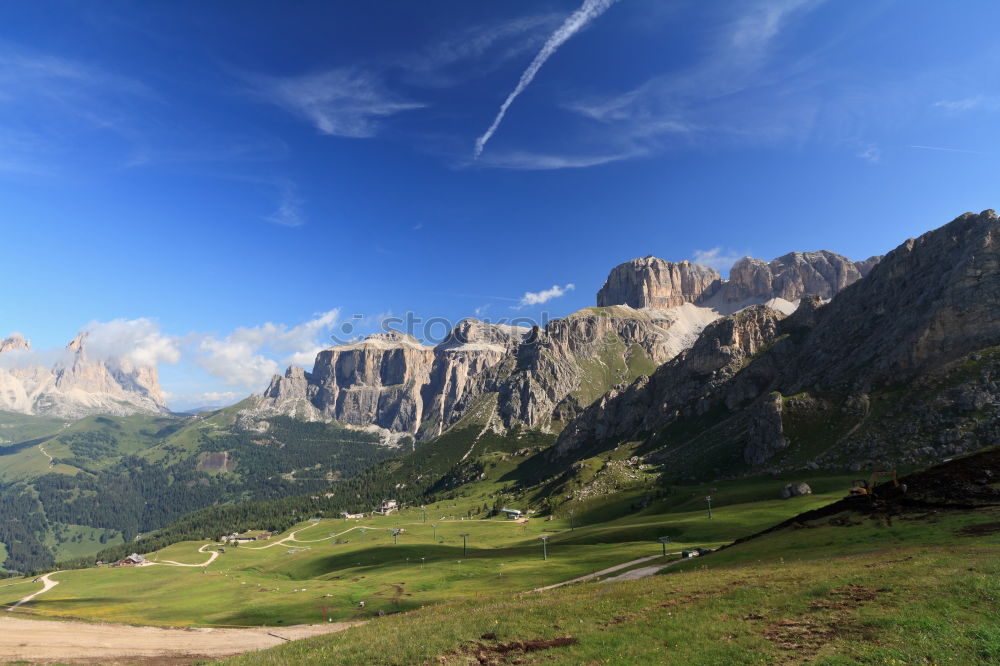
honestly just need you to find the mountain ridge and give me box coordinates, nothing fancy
[0,331,168,419]
[243,248,878,441]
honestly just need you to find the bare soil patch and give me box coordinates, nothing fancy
[956,521,1000,536]
[0,616,360,664]
[447,635,579,665]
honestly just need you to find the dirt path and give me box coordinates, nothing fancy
[601,557,685,582]
[244,523,378,550]
[0,616,362,663]
[154,544,220,567]
[532,554,678,592]
[6,573,60,611]
[37,442,54,467]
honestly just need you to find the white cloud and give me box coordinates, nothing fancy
[474,0,619,157]
[165,390,244,411]
[195,337,280,388]
[250,67,425,138]
[194,309,341,388]
[728,0,821,55]
[83,318,182,367]
[933,96,1000,113]
[265,182,305,228]
[531,0,826,167]
[518,283,575,307]
[474,149,641,170]
[857,145,880,163]
[691,248,743,273]
[399,13,559,88]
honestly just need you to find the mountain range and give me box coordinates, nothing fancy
[239,244,881,443]
[3,209,999,574]
[0,332,168,419]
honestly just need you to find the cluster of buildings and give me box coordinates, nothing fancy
[99,553,146,567]
[343,499,399,518]
[218,531,272,544]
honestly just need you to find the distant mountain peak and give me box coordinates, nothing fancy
[0,333,31,354]
[598,250,880,311]
[0,329,168,419]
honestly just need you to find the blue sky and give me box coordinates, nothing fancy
[1,0,998,409]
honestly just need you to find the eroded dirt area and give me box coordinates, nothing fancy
[0,615,361,664]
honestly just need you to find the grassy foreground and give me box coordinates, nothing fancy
[220,505,1000,665]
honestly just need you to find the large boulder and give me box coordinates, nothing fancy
[780,482,813,499]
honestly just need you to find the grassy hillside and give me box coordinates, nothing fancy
[0,407,400,573]
[216,449,1000,665]
[2,470,852,625]
[0,411,69,449]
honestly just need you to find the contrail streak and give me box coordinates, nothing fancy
[908,144,988,156]
[474,0,617,158]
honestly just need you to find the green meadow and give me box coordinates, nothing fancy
[221,505,1000,665]
[4,474,849,627]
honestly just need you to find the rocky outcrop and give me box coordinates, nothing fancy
[786,210,1000,391]
[597,258,720,309]
[710,251,881,305]
[448,304,725,435]
[780,482,812,499]
[743,392,789,465]
[423,320,524,436]
[550,305,786,458]
[247,322,526,435]
[247,305,720,438]
[0,332,169,418]
[557,209,1000,476]
[598,251,880,312]
[0,334,30,354]
[308,332,435,432]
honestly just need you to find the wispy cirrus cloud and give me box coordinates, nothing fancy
[399,13,560,88]
[0,43,293,182]
[691,248,744,273]
[248,67,425,138]
[516,283,575,308]
[933,96,1000,113]
[474,149,641,171]
[857,144,881,163]
[552,0,824,159]
[0,45,153,174]
[246,14,558,139]
[264,181,305,228]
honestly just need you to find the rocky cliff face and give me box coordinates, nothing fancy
[598,251,880,312]
[551,305,786,458]
[784,211,1000,391]
[245,305,717,438]
[709,251,882,305]
[597,258,720,308]
[554,210,1000,477]
[248,244,876,440]
[0,332,169,418]
[247,323,526,436]
[437,304,722,435]
[308,332,436,433]
[423,320,525,437]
